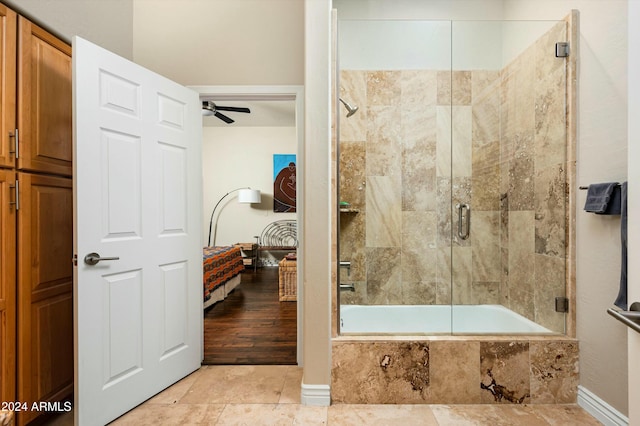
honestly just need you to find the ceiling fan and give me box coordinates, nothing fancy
[201,100,251,124]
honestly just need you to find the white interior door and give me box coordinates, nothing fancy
[73,36,203,425]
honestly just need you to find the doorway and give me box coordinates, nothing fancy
[193,85,304,366]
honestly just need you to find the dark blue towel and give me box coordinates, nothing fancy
[584,182,620,214]
[601,184,622,215]
[614,181,627,310]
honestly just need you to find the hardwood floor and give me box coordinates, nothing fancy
[203,267,297,365]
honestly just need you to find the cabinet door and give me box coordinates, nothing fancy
[0,6,16,169]
[17,173,72,425]
[17,17,72,176]
[0,169,16,405]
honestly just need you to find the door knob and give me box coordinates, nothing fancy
[84,252,120,265]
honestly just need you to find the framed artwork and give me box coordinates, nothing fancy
[273,154,296,212]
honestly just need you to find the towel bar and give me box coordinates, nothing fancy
[607,302,640,334]
[579,183,621,190]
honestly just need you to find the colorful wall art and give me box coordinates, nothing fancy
[273,154,296,212]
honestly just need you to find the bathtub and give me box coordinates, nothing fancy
[339,304,552,334]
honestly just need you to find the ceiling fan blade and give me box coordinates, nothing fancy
[214,105,251,113]
[214,111,234,124]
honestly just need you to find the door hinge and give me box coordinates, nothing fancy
[555,296,569,313]
[555,42,570,58]
[9,180,19,210]
[8,128,18,158]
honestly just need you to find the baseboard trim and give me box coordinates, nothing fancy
[300,383,330,406]
[577,385,628,426]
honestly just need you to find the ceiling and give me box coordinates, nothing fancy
[201,99,296,127]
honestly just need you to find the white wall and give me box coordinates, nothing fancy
[333,0,505,20]
[132,0,303,86]
[3,0,133,59]
[301,0,332,403]
[335,0,505,71]
[338,19,556,71]
[202,125,296,246]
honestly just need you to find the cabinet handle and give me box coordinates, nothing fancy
[8,128,18,158]
[9,180,19,210]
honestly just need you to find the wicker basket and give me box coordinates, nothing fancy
[278,258,297,301]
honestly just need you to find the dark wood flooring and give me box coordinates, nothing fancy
[203,267,297,365]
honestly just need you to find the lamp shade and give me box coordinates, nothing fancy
[238,188,261,204]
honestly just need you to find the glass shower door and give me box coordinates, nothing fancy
[450,20,568,335]
[337,19,453,334]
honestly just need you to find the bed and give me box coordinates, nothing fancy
[203,246,244,309]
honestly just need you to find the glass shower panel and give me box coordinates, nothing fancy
[337,20,452,334]
[450,20,568,335]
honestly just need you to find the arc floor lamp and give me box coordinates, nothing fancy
[208,187,261,246]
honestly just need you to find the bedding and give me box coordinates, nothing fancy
[203,246,244,309]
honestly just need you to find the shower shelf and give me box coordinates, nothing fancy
[339,208,359,213]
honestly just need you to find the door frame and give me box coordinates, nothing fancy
[190,85,304,366]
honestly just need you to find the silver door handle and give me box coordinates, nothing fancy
[456,203,471,240]
[84,252,120,266]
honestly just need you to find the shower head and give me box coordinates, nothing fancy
[339,97,359,117]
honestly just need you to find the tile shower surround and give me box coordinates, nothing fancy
[335,17,578,405]
[338,20,567,333]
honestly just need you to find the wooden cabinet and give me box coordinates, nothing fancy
[18,17,72,177]
[17,173,73,425]
[0,5,73,425]
[0,5,16,170]
[0,169,16,405]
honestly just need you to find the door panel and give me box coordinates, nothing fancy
[0,169,16,404]
[0,6,16,169]
[74,36,202,425]
[16,172,73,425]
[18,16,72,176]
[449,20,568,334]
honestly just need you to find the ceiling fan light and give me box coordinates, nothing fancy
[201,100,250,123]
[202,100,215,116]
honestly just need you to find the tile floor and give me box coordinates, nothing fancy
[102,365,603,426]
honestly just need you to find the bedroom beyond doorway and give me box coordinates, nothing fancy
[203,267,297,365]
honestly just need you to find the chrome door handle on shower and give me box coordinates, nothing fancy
[456,203,470,240]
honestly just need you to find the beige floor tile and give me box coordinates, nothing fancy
[532,404,604,425]
[430,404,603,426]
[431,404,546,426]
[148,367,209,404]
[180,365,290,404]
[327,404,438,425]
[293,406,328,425]
[214,404,299,426]
[279,367,304,404]
[108,366,602,426]
[110,403,224,426]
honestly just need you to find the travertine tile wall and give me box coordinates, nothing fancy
[331,337,579,404]
[338,21,567,332]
